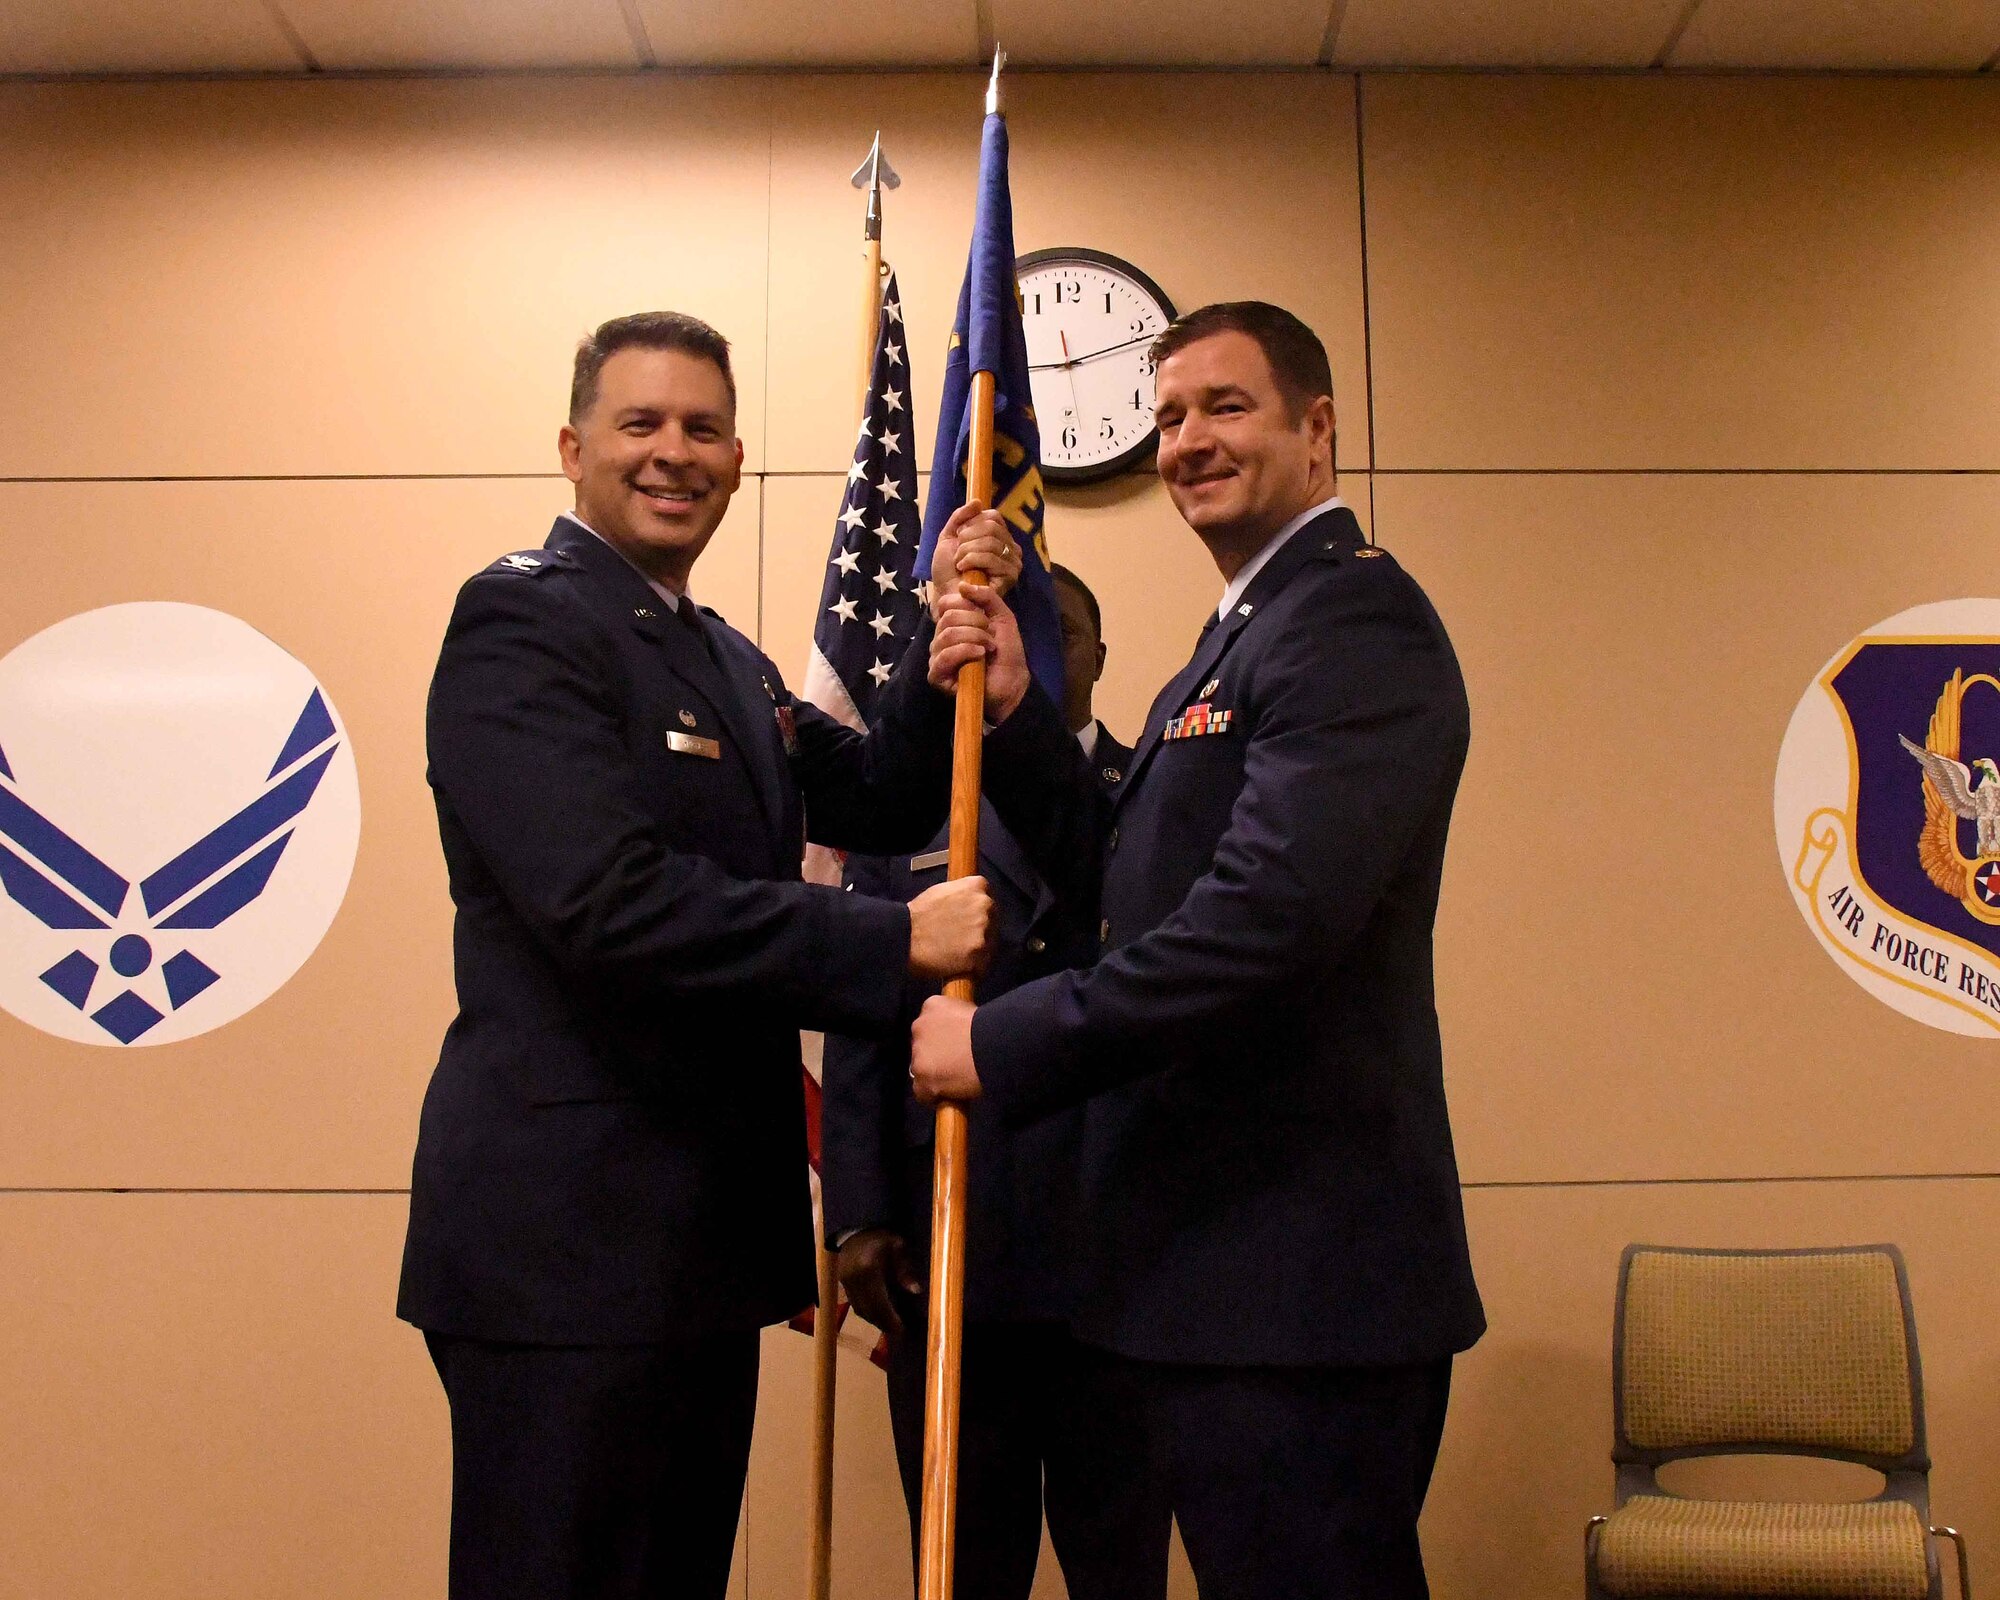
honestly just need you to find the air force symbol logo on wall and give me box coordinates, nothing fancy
[0,603,360,1047]
[1776,599,2000,1037]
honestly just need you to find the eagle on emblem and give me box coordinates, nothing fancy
[1898,668,2000,918]
[1899,736,2000,861]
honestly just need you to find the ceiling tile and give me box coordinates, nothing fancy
[281,0,638,71]
[1670,0,2000,70]
[991,0,1329,65]
[631,0,977,67]
[0,0,300,74]
[1332,0,1687,67]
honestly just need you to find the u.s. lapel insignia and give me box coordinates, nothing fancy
[1162,701,1235,742]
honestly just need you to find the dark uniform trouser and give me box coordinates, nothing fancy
[425,1331,759,1600]
[886,1314,1173,1600]
[1083,1348,1453,1600]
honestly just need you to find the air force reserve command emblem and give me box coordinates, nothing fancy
[0,603,360,1047]
[1776,600,2000,1036]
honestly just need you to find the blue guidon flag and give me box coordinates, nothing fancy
[801,268,925,735]
[918,107,1066,706]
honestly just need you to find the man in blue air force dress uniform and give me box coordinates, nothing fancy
[915,303,1485,1600]
[397,312,1015,1600]
[823,566,1168,1600]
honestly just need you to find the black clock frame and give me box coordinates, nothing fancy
[1016,246,1178,486]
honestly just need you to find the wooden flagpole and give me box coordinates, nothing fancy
[917,60,1003,1600]
[806,130,899,1600]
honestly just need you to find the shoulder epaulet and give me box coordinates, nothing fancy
[478,548,573,579]
[1318,538,1394,567]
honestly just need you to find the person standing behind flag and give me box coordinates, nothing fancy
[914,302,1485,1600]
[821,561,1167,1600]
[397,310,1013,1600]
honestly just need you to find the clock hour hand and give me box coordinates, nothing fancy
[1027,329,1156,372]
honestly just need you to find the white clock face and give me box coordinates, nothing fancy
[1018,255,1173,479]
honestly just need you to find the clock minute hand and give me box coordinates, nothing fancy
[1057,330,1084,430]
[1027,329,1156,372]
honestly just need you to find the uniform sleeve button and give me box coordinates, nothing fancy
[1026,936,1047,955]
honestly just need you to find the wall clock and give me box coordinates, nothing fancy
[1017,247,1177,485]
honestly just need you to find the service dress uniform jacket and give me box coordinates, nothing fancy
[974,505,1485,1370]
[397,516,953,1347]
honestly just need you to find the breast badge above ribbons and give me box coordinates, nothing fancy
[1776,599,2000,1036]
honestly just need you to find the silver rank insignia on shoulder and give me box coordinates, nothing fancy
[678,709,697,728]
[665,729,721,760]
[1355,547,1384,558]
[501,553,541,571]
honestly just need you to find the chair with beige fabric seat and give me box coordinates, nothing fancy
[1585,1244,1972,1600]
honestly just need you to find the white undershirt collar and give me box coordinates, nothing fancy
[1216,494,1345,621]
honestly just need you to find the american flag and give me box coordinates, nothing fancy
[800,269,925,737]
[790,269,919,1369]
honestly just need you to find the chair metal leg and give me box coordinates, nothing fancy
[1932,1526,1973,1600]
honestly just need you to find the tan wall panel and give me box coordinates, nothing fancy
[1364,75,2000,469]
[1373,472,2000,1183]
[0,76,772,479]
[765,74,1369,477]
[0,1193,444,1600]
[0,475,759,1186]
[1429,1178,2000,1600]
